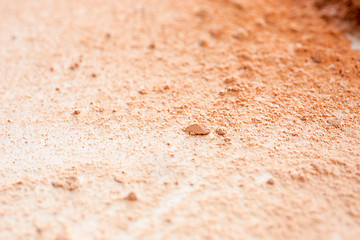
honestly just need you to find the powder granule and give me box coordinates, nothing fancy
[184,124,210,135]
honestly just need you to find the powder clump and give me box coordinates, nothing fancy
[184,124,210,135]
[216,127,227,136]
[124,192,138,201]
[52,176,80,191]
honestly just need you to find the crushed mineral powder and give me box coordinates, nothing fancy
[2,0,360,239]
[184,123,210,135]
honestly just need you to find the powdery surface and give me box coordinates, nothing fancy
[0,0,360,239]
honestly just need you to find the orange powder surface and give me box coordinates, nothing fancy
[0,0,359,239]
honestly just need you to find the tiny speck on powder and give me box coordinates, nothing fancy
[138,88,147,95]
[266,179,275,185]
[224,76,237,84]
[69,63,79,70]
[72,110,81,115]
[328,117,341,128]
[124,192,138,201]
[148,42,156,49]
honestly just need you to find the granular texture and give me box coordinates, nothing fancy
[0,0,359,239]
[52,176,80,191]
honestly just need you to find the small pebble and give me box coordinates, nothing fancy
[184,123,210,135]
[198,40,208,47]
[69,63,79,70]
[125,192,138,201]
[266,179,275,185]
[105,32,111,39]
[216,127,227,136]
[72,110,81,115]
[224,76,237,84]
[227,86,241,92]
[148,42,156,49]
[138,88,147,95]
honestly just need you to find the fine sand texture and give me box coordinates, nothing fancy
[1,0,360,239]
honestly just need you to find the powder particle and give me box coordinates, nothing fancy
[105,32,111,39]
[328,117,341,128]
[232,29,249,40]
[266,179,275,185]
[224,76,237,84]
[198,40,208,47]
[138,88,147,95]
[72,110,81,115]
[148,43,156,49]
[216,127,227,136]
[52,176,80,191]
[218,90,226,96]
[227,86,241,92]
[298,175,306,182]
[94,107,104,113]
[195,9,208,19]
[114,176,122,184]
[184,124,210,135]
[124,192,138,201]
[311,48,326,64]
[69,63,79,70]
